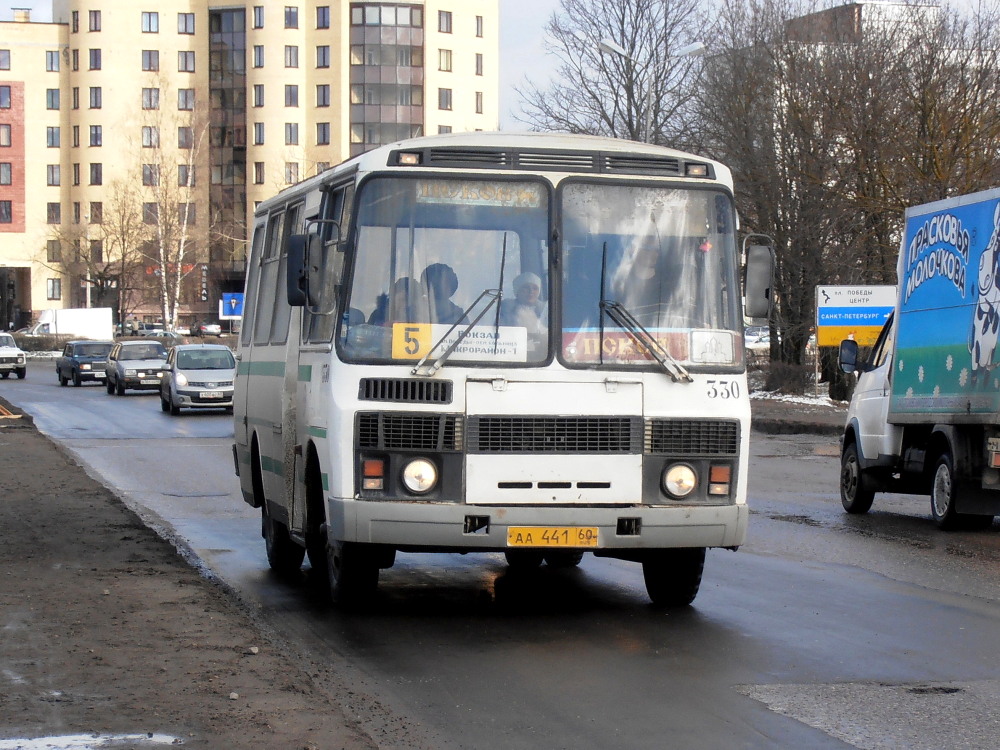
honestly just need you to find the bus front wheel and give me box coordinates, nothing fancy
[326,540,379,604]
[642,548,706,607]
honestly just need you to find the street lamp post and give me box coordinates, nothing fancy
[598,38,706,144]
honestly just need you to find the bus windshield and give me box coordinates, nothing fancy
[340,176,550,365]
[560,182,742,369]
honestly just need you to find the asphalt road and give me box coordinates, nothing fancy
[4,371,1000,749]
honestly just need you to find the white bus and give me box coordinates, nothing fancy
[233,132,772,606]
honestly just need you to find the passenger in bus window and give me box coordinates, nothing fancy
[368,278,416,326]
[500,271,546,334]
[419,263,464,325]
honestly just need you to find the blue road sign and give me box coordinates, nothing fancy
[220,293,244,319]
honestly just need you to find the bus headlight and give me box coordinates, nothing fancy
[402,458,437,494]
[662,463,697,498]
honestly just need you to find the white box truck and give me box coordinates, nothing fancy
[21,307,114,340]
[839,187,1000,529]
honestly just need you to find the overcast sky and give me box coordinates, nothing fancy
[0,0,564,131]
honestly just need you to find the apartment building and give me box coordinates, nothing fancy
[0,1,499,328]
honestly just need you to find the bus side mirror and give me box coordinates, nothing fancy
[839,339,859,373]
[286,234,322,307]
[744,244,773,319]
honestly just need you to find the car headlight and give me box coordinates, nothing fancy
[175,372,188,387]
[662,463,697,498]
[81,363,91,370]
[401,458,437,495]
[125,369,137,376]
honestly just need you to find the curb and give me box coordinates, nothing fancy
[750,417,842,437]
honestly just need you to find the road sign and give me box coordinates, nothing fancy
[815,285,895,347]
[219,293,244,320]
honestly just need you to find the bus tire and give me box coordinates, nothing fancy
[262,503,305,575]
[326,540,379,604]
[840,442,874,514]
[642,548,705,607]
[544,551,585,568]
[504,550,544,571]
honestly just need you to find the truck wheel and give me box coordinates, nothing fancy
[931,452,964,530]
[326,540,379,604]
[544,551,585,568]
[262,503,305,575]
[504,549,544,571]
[15,368,25,379]
[72,371,82,387]
[840,442,875,514]
[642,548,706,607]
[59,371,68,386]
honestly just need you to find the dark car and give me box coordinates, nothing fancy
[104,340,168,395]
[160,343,236,415]
[56,340,114,387]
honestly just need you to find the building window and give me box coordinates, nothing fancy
[71,49,78,70]
[253,84,264,107]
[317,6,330,28]
[89,10,101,32]
[89,87,102,108]
[90,201,102,223]
[476,53,483,76]
[284,46,298,68]
[0,124,10,147]
[178,89,195,110]
[316,162,329,174]
[47,202,61,224]
[47,165,61,186]
[89,48,101,70]
[142,11,159,33]
[316,122,329,145]
[285,122,298,145]
[72,202,80,223]
[476,91,483,114]
[72,87,79,109]
[316,84,330,107]
[47,127,60,147]
[253,122,264,145]
[46,89,60,109]
[438,88,452,110]
[253,45,263,68]
[178,126,193,148]
[178,202,196,224]
[285,6,299,29]
[89,163,102,185]
[0,162,9,184]
[439,49,452,72]
[142,49,159,71]
[71,11,78,33]
[72,163,79,185]
[252,6,264,28]
[143,203,158,224]
[142,88,159,110]
[0,200,11,223]
[178,164,194,187]
[0,50,10,70]
[316,45,329,68]
[178,13,195,34]
[88,239,103,264]
[285,85,298,107]
[178,50,195,72]
[439,11,452,33]
[47,278,62,300]
[47,240,61,263]
[438,125,452,134]
[0,85,9,108]
[142,164,159,186]
[285,162,299,184]
[476,15,483,37]
[46,50,60,71]
[89,125,102,146]
[251,162,263,184]
[141,126,159,147]
[71,126,79,147]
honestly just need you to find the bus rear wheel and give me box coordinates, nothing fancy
[642,548,706,607]
[262,504,304,575]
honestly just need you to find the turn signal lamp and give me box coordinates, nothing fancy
[362,459,384,490]
[685,163,709,177]
[708,464,731,496]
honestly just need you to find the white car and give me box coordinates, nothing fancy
[0,333,27,379]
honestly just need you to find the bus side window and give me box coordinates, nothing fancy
[307,181,355,343]
[254,211,285,346]
[270,202,302,345]
[240,222,266,348]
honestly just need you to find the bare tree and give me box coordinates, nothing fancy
[516,0,706,146]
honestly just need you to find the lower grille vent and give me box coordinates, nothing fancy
[357,412,462,451]
[359,378,453,404]
[646,419,739,456]
[468,416,642,454]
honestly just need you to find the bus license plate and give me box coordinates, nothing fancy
[506,526,599,548]
[199,391,223,399]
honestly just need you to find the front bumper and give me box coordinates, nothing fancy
[327,498,748,551]
[174,388,234,408]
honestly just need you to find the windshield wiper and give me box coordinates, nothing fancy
[599,300,693,383]
[411,288,502,377]
[492,232,509,353]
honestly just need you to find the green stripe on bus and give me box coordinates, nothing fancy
[260,455,284,477]
[238,360,287,376]
[299,364,312,381]
[307,425,327,439]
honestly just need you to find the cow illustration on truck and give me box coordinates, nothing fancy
[839,187,1000,529]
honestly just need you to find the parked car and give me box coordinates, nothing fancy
[56,340,114,387]
[190,321,223,337]
[140,329,186,342]
[105,340,168,395]
[160,343,236,415]
[0,332,27,379]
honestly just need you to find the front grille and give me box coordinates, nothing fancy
[359,378,453,404]
[0,356,18,364]
[467,416,642,454]
[646,419,739,456]
[357,412,463,451]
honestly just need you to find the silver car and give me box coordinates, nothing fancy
[160,343,236,415]
[105,340,168,395]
